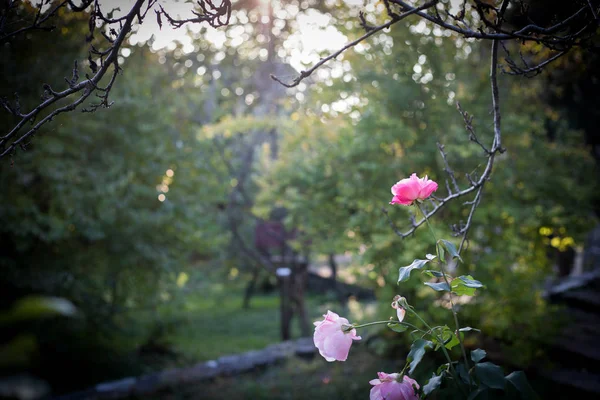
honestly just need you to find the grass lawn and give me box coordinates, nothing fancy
[123,281,346,365]
[147,344,407,400]
[163,289,328,362]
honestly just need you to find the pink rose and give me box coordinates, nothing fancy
[391,295,406,322]
[390,173,438,206]
[313,310,361,362]
[370,373,420,400]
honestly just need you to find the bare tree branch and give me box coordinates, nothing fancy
[0,0,233,159]
[0,0,146,158]
[272,0,597,94]
[270,0,438,88]
[456,102,490,154]
[503,48,569,77]
[155,0,231,29]
[392,0,593,45]
[0,0,82,44]
[587,0,599,20]
[391,1,510,248]
[437,142,460,193]
[490,39,504,153]
[458,185,483,253]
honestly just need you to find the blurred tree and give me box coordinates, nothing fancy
[0,10,236,390]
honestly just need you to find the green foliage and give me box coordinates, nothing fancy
[398,258,434,282]
[505,371,538,400]
[0,334,37,368]
[423,373,443,396]
[451,275,483,296]
[471,349,487,363]
[407,339,432,374]
[436,326,460,351]
[474,362,505,390]
[439,239,462,262]
[387,322,408,333]
[424,282,451,291]
[0,11,235,389]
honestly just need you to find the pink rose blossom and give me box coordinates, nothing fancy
[391,295,406,322]
[313,310,361,362]
[370,373,420,400]
[390,173,438,206]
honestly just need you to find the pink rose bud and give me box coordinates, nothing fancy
[390,173,438,206]
[313,310,361,362]
[369,372,420,400]
[391,295,406,322]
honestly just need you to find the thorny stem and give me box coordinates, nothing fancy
[416,203,472,389]
[351,315,465,395]
[350,320,426,333]
[408,307,467,396]
[399,360,410,376]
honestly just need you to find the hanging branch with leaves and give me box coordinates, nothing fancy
[0,0,232,159]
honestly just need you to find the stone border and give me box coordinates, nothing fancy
[53,337,315,400]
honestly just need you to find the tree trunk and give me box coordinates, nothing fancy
[279,273,292,340]
[242,265,260,309]
[329,253,348,308]
[291,261,310,337]
[328,253,337,288]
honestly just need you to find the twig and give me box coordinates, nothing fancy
[0,0,146,158]
[458,186,483,253]
[503,50,569,77]
[490,39,503,153]
[270,1,438,88]
[456,102,490,154]
[437,142,460,193]
[382,207,406,237]
[0,0,233,158]
[0,0,77,43]
[587,0,599,21]
[390,182,482,238]
[393,0,587,43]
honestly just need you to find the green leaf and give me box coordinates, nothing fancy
[0,296,77,324]
[471,348,487,363]
[398,258,432,282]
[422,270,445,278]
[387,322,408,333]
[434,326,459,350]
[505,371,537,400]
[459,275,484,288]
[423,373,443,396]
[407,339,432,374]
[451,275,484,296]
[451,278,477,296]
[467,387,489,400]
[424,281,451,291]
[0,334,37,368]
[456,362,471,385]
[439,239,462,261]
[437,244,445,261]
[444,333,460,350]
[436,363,450,375]
[474,362,505,390]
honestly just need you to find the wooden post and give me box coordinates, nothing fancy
[291,257,310,337]
[277,267,292,340]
